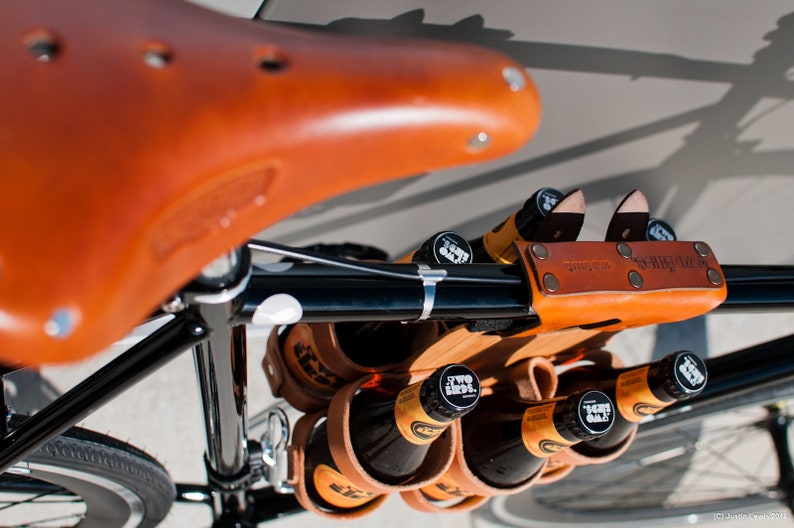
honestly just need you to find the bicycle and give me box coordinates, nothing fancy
[2,1,794,527]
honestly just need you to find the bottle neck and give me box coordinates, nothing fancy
[521,391,614,458]
[393,364,481,445]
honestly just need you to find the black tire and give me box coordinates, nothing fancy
[0,415,175,528]
[482,378,794,527]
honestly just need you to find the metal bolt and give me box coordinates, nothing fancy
[201,250,239,280]
[694,242,710,257]
[502,66,526,92]
[628,270,644,289]
[707,268,723,286]
[543,273,560,292]
[617,243,633,258]
[43,308,78,339]
[161,295,186,314]
[531,244,549,260]
[467,132,491,151]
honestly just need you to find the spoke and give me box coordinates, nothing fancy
[13,511,85,528]
[537,413,781,513]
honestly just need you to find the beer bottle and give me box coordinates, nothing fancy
[395,231,473,264]
[324,231,472,370]
[556,351,707,455]
[303,418,382,512]
[278,232,469,394]
[348,364,481,485]
[442,390,613,491]
[468,187,566,264]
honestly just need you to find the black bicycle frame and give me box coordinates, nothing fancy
[1,258,793,526]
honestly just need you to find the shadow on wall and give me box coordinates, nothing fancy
[265,10,794,249]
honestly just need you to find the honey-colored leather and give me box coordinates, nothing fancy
[401,356,559,513]
[289,411,389,520]
[0,0,540,365]
[325,372,456,494]
[514,240,728,335]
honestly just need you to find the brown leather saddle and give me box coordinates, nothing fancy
[0,0,540,364]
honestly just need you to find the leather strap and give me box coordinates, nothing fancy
[288,412,388,519]
[263,327,332,413]
[325,372,456,494]
[402,355,559,512]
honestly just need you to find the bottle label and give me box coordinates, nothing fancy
[615,366,671,422]
[521,402,576,458]
[282,325,347,396]
[421,472,473,501]
[313,463,379,509]
[394,382,450,446]
[482,213,521,263]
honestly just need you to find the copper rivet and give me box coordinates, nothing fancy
[695,242,710,257]
[628,270,644,289]
[617,243,633,258]
[531,244,549,260]
[543,273,560,293]
[707,268,723,286]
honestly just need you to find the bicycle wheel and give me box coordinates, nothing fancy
[0,415,175,528]
[482,379,794,527]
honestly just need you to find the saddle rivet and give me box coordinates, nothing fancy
[502,66,526,92]
[142,49,170,69]
[24,31,60,62]
[44,308,79,339]
[707,268,723,286]
[467,132,491,151]
[628,270,644,289]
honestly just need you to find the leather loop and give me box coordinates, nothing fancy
[406,356,559,513]
[325,372,456,494]
[263,327,331,413]
[289,412,388,519]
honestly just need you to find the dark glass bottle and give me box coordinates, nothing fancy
[458,390,614,488]
[469,187,564,263]
[348,364,481,485]
[303,419,381,512]
[395,231,473,264]
[279,233,469,392]
[556,351,707,455]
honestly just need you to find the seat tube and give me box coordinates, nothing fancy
[193,301,249,518]
[188,248,253,520]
